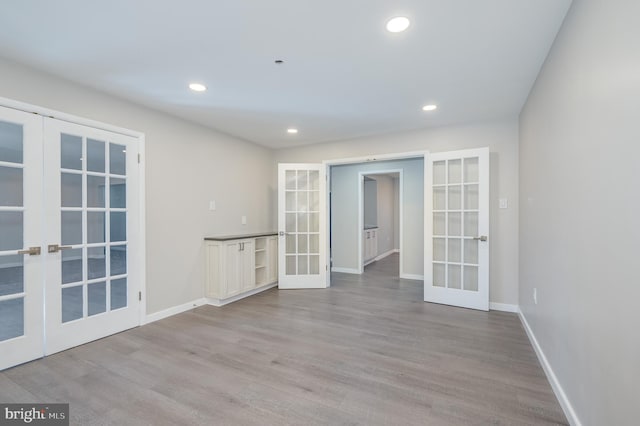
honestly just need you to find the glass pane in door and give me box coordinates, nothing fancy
[432,157,481,292]
[60,135,129,323]
[284,169,321,275]
[0,121,25,342]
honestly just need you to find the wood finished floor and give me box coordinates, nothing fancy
[0,254,567,425]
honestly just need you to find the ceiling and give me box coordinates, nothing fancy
[0,0,572,149]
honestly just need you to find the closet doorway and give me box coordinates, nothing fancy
[358,170,402,275]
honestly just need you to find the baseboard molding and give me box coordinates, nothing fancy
[374,249,396,262]
[331,267,361,274]
[400,273,424,281]
[489,302,519,313]
[518,309,582,426]
[206,282,277,307]
[144,298,207,324]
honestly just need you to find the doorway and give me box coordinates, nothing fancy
[0,103,144,370]
[359,171,401,276]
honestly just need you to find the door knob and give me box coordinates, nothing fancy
[48,244,73,253]
[472,236,488,242]
[17,246,41,256]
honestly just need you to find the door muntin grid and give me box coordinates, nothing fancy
[432,157,480,291]
[0,119,25,341]
[284,169,321,275]
[60,134,128,323]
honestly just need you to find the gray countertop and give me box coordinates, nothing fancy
[205,231,278,241]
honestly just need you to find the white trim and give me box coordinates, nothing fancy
[518,309,582,426]
[375,249,397,262]
[323,151,426,166]
[0,97,144,137]
[489,302,519,313]
[144,298,207,324]
[330,267,360,274]
[207,282,277,307]
[400,273,424,281]
[137,135,147,326]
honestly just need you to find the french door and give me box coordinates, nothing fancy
[0,106,141,370]
[277,164,327,289]
[0,107,44,370]
[424,148,490,311]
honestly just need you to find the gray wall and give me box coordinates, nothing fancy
[393,177,400,250]
[331,159,423,275]
[274,120,519,305]
[0,58,275,316]
[519,0,640,424]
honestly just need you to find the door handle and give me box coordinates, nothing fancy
[279,231,292,236]
[473,236,488,242]
[17,246,41,256]
[48,244,73,253]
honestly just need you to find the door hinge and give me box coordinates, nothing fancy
[138,291,142,301]
[138,153,141,163]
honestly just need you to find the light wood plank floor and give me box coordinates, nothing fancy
[0,254,567,425]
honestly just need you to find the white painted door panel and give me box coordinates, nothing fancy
[424,148,489,311]
[278,164,327,289]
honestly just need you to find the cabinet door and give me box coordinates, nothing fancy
[267,237,278,283]
[372,230,378,259]
[224,241,241,296]
[240,240,255,291]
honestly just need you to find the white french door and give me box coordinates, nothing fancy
[278,164,327,289]
[43,118,140,355]
[424,148,490,311]
[0,107,45,370]
[0,106,141,370]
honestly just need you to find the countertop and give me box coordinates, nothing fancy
[205,231,278,241]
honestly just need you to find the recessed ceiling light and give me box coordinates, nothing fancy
[189,83,207,92]
[422,104,438,111]
[287,128,298,134]
[386,17,410,33]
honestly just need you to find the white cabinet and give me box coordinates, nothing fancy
[363,228,379,265]
[206,234,278,305]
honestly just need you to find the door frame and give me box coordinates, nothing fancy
[0,96,147,326]
[357,169,404,274]
[322,151,427,286]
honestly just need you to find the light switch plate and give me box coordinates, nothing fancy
[241,215,247,225]
[499,198,508,209]
[209,200,216,211]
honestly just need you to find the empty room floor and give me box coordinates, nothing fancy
[0,254,566,425]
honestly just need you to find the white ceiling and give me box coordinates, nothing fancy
[0,0,571,149]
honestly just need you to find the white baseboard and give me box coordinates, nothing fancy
[400,273,424,281]
[331,267,361,274]
[489,302,519,313]
[206,283,277,307]
[374,249,396,262]
[144,298,207,324]
[518,309,582,426]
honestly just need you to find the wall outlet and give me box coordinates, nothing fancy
[241,215,247,225]
[209,200,216,211]
[533,288,538,305]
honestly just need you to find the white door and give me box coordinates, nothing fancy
[424,148,489,311]
[0,107,44,370]
[43,118,141,355]
[278,164,327,289]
